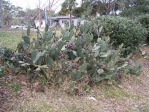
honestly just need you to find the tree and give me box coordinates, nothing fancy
[16,10,26,17]
[24,8,44,27]
[120,0,149,17]
[60,0,78,26]
[0,0,2,28]
[74,0,123,17]
[2,0,13,27]
[72,7,84,17]
[60,0,148,18]
[2,0,25,27]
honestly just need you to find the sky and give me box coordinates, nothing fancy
[9,0,81,12]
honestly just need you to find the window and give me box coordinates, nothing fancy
[62,20,67,23]
[71,20,74,24]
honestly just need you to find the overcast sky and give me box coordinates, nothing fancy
[9,0,81,12]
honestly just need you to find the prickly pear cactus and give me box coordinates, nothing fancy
[7,20,141,84]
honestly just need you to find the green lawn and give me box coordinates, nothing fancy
[0,29,22,49]
[0,29,61,50]
[0,29,37,49]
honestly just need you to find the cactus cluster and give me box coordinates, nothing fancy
[2,21,141,85]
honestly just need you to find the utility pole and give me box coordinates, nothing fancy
[0,0,3,28]
[68,0,72,28]
[44,8,48,26]
[49,0,51,26]
[38,0,41,28]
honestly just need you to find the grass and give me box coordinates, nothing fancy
[0,29,61,50]
[0,79,21,92]
[1,60,149,112]
[8,75,147,112]
[125,102,149,112]
[0,29,36,49]
[13,100,54,112]
[0,29,22,49]
[99,84,138,99]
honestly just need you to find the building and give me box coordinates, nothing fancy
[49,15,78,28]
[34,15,85,29]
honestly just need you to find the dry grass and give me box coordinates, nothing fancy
[1,48,149,112]
[7,69,149,112]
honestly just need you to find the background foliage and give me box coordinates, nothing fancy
[94,16,147,56]
[137,16,149,43]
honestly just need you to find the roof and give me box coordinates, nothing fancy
[34,15,78,21]
[50,16,77,20]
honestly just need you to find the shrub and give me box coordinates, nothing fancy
[0,45,5,57]
[93,16,147,56]
[138,15,149,43]
[120,8,142,18]
[0,66,6,77]
[120,6,149,18]
[0,45,13,59]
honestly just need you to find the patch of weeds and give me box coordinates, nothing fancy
[125,103,149,112]
[100,85,138,99]
[138,102,149,112]
[13,100,54,112]
[7,82,21,92]
[63,104,78,112]
[125,107,140,112]
[63,102,99,112]
[39,77,48,86]
[0,66,6,77]
[0,71,6,77]
[0,80,6,87]
[0,79,21,92]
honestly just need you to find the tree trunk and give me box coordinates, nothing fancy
[0,0,3,28]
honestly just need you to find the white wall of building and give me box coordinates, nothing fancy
[73,19,78,26]
[35,18,85,28]
[34,19,46,28]
[59,19,65,28]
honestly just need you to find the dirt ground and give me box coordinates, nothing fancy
[0,46,149,112]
